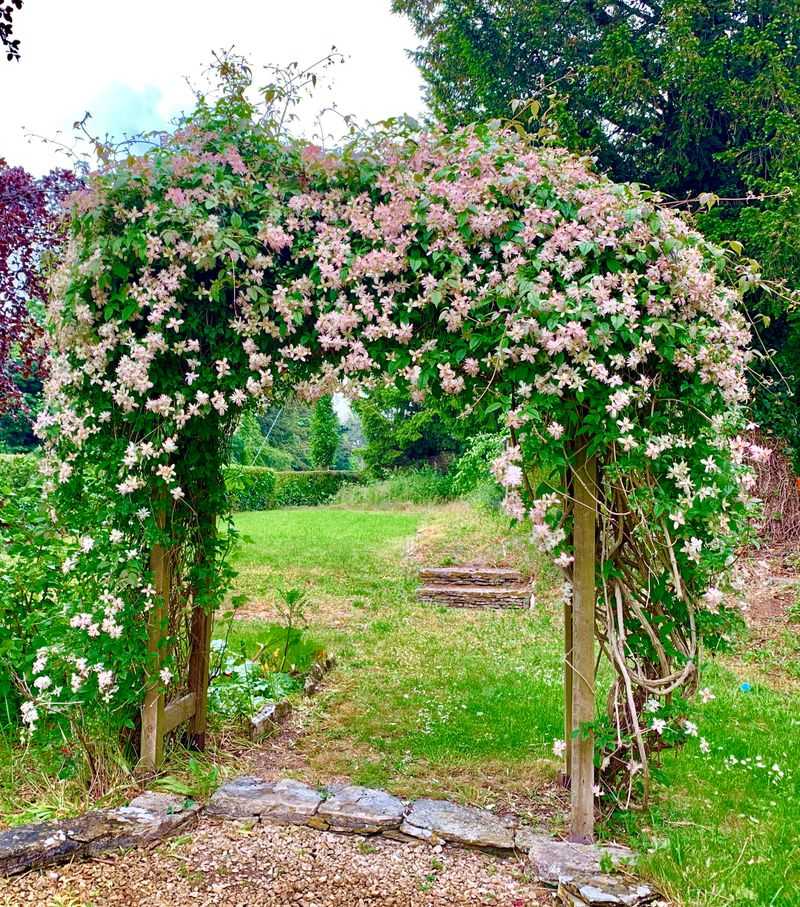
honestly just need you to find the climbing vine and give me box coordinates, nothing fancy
[27,60,760,804]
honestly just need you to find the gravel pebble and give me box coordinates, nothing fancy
[0,817,551,906]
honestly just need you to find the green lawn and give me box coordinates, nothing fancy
[227,503,565,813]
[229,502,800,907]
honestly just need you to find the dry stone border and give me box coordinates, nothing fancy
[0,792,198,877]
[0,775,663,905]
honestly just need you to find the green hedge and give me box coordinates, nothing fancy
[0,456,362,513]
[0,453,41,490]
[223,465,277,511]
[225,466,363,511]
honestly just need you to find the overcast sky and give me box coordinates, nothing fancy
[1,0,428,175]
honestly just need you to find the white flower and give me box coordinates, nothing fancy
[33,675,52,692]
[79,536,95,553]
[702,588,723,611]
[699,687,716,704]
[699,737,711,754]
[20,701,38,728]
[681,536,703,564]
[644,698,661,714]
[682,720,698,737]
[109,528,123,544]
[552,738,567,758]
[159,668,173,685]
[62,555,77,574]
[504,464,523,488]
[170,486,185,501]
[592,784,603,797]
[547,421,564,440]
[650,718,667,735]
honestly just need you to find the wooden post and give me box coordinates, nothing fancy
[563,594,573,781]
[138,530,169,772]
[570,444,597,843]
[187,498,215,750]
[187,605,212,749]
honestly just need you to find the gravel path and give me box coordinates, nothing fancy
[1,817,552,907]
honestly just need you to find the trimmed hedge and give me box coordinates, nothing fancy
[0,456,362,513]
[223,465,277,511]
[225,466,363,511]
[0,453,41,490]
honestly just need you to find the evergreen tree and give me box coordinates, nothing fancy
[309,395,339,469]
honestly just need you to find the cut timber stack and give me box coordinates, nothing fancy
[418,566,530,609]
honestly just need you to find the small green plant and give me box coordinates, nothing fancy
[274,587,310,672]
[208,640,301,721]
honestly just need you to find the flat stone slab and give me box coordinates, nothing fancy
[529,837,635,886]
[400,798,516,850]
[314,784,405,833]
[0,792,197,876]
[514,824,544,851]
[559,873,659,906]
[205,776,321,824]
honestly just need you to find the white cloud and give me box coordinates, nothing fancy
[1,0,426,174]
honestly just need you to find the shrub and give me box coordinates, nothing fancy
[0,452,40,488]
[333,466,452,507]
[448,434,504,497]
[274,470,362,507]
[223,465,277,511]
[0,453,64,727]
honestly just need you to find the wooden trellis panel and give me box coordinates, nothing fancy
[137,520,211,772]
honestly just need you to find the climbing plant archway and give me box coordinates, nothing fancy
[34,76,757,842]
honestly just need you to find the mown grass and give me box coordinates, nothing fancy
[229,502,566,815]
[230,500,800,905]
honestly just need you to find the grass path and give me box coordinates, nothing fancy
[226,503,567,824]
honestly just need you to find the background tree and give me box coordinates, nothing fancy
[394,0,800,457]
[354,386,463,476]
[0,159,80,416]
[229,401,314,470]
[309,395,340,469]
[1,1,22,62]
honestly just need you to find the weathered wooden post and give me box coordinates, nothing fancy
[187,504,215,750]
[138,513,169,772]
[563,588,574,782]
[569,443,597,842]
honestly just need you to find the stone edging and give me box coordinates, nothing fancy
[248,653,335,739]
[0,775,663,906]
